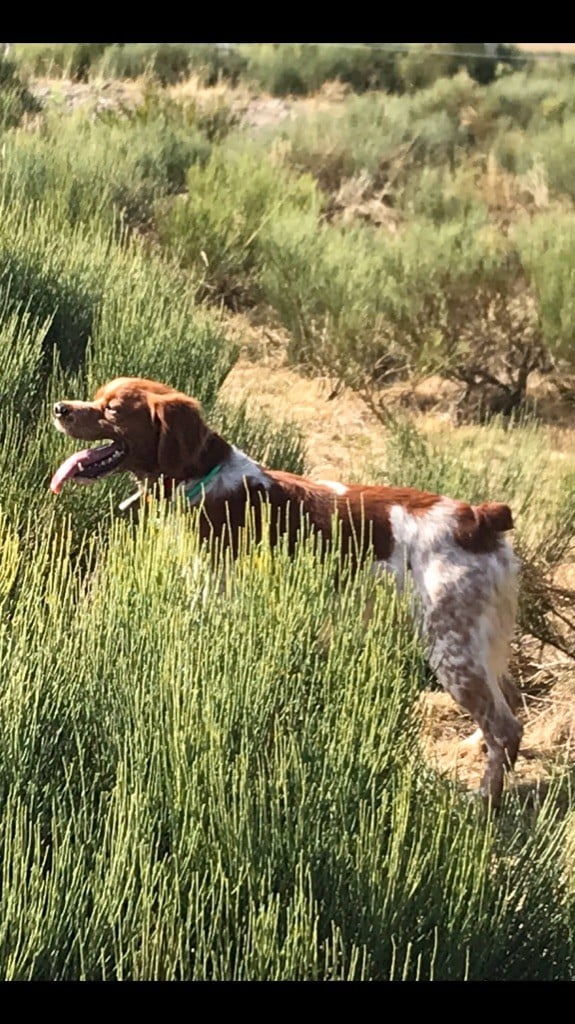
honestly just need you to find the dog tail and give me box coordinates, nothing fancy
[476,501,514,533]
[454,500,514,552]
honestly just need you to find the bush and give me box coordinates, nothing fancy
[0,98,211,233]
[0,197,235,389]
[531,119,575,203]
[254,93,405,192]
[155,145,320,306]
[261,208,545,419]
[240,43,401,96]
[97,43,191,85]
[258,74,487,199]
[398,163,488,223]
[260,210,485,369]
[97,43,248,87]
[484,67,575,132]
[13,43,110,81]
[514,210,575,363]
[260,212,400,377]
[0,504,569,978]
[396,43,523,92]
[0,55,41,129]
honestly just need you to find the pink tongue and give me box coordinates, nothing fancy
[50,445,115,494]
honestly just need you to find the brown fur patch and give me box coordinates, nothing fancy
[263,474,443,562]
[454,500,513,554]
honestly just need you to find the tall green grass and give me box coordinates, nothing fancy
[0,99,211,233]
[0,506,569,979]
[0,54,41,128]
[0,197,233,385]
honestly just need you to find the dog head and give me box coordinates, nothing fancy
[51,377,211,493]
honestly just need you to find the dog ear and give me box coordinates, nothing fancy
[153,394,208,480]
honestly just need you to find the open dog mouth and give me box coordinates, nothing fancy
[50,441,127,494]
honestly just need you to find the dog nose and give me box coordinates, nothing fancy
[53,402,72,418]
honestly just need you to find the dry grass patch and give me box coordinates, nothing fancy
[30,75,146,114]
[419,675,575,796]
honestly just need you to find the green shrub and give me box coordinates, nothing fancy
[240,43,400,97]
[261,205,545,418]
[396,43,523,93]
[398,163,488,222]
[530,119,575,202]
[0,198,235,388]
[260,212,397,376]
[484,67,575,132]
[155,146,320,305]
[0,100,211,233]
[395,44,454,92]
[253,92,407,192]
[0,54,41,129]
[97,43,192,84]
[258,74,485,197]
[261,209,505,373]
[0,504,569,978]
[13,43,110,81]
[96,43,248,87]
[405,66,480,117]
[514,210,575,362]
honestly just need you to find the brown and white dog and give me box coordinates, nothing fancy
[52,376,522,804]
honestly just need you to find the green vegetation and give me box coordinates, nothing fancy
[155,145,320,303]
[12,42,523,95]
[0,44,572,979]
[0,53,41,128]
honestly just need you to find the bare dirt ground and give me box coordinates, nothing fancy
[29,71,575,802]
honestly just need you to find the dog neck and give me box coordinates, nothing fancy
[119,442,270,513]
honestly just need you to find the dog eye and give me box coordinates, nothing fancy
[104,403,118,415]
